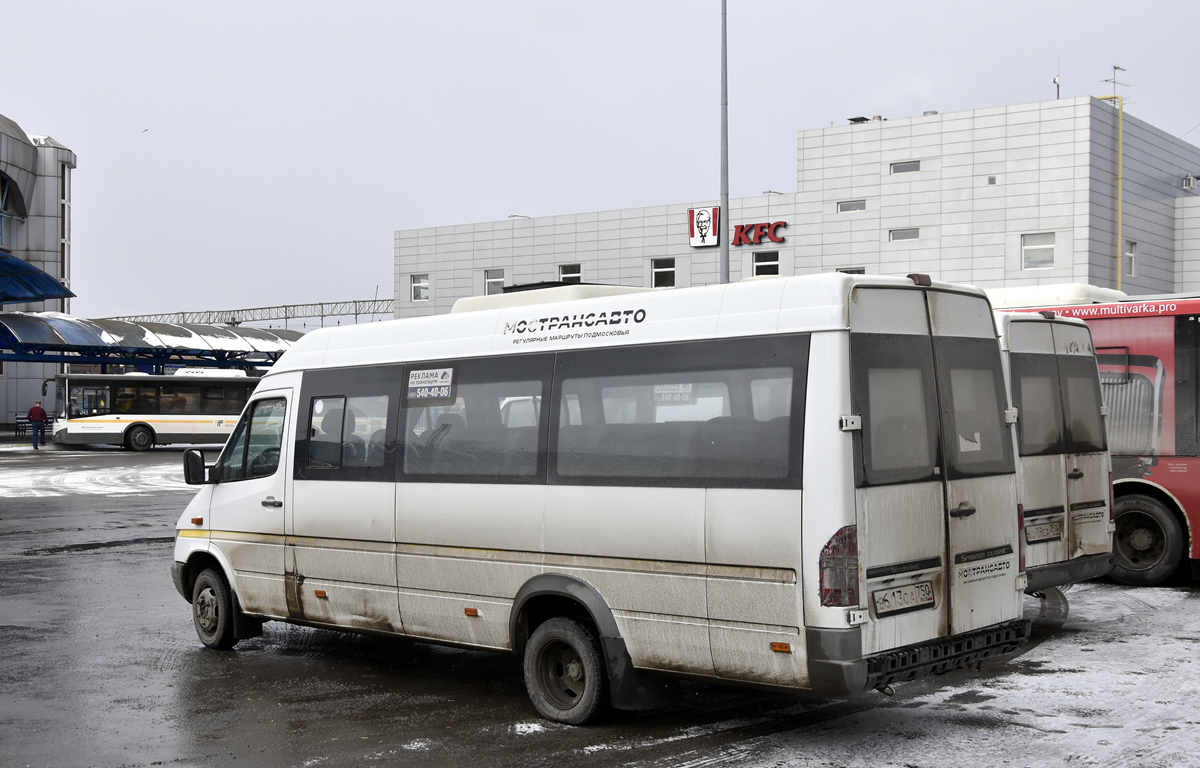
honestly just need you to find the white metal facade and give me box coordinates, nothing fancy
[395,96,1200,319]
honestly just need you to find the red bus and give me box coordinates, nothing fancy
[997,293,1200,586]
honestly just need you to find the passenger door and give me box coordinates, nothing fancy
[928,292,1022,634]
[207,391,291,618]
[1054,324,1111,557]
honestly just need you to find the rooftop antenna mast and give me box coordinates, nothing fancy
[1053,57,1060,99]
[1103,64,1131,97]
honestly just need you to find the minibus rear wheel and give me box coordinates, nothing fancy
[523,617,605,725]
[1111,494,1184,587]
[192,568,237,649]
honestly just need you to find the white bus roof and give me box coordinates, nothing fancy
[269,273,992,375]
[986,283,1128,308]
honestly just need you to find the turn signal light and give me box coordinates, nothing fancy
[819,525,859,607]
[770,642,791,653]
[464,607,479,617]
[191,517,203,526]
[314,589,328,598]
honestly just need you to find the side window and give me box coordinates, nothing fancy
[308,396,346,467]
[551,336,807,488]
[219,397,286,481]
[404,355,553,482]
[851,333,940,486]
[294,364,400,481]
[1010,353,1064,456]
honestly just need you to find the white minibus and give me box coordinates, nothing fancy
[172,273,1031,724]
[995,312,1115,592]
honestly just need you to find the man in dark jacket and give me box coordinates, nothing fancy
[27,400,47,450]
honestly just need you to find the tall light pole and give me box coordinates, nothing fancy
[719,0,730,284]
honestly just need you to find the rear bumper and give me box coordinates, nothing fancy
[807,619,1031,695]
[1024,553,1114,593]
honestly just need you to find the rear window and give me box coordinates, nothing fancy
[1010,353,1065,456]
[935,336,1014,479]
[851,333,940,486]
[1059,356,1107,453]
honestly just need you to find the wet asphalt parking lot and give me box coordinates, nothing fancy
[2,444,1199,768]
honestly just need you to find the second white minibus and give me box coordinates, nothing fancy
[995,311,1115,592]
[172,273,1031,724]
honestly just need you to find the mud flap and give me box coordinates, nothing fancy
[601,636,681,711]
[232,592,264,641]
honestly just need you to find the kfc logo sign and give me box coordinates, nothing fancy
[733,221,786,245]
[688,207,720,247]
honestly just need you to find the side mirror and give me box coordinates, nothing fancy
[183,448,214,485]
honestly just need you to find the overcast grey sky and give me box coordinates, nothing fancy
[6,0,1198,318]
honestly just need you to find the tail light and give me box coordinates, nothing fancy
[1108,471,1115,521]
[819,525,859,607]
[1017,504,1026,573]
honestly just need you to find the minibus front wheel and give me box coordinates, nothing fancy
[523,617,606,725]
[192,568,237,650]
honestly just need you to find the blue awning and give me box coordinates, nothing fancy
[0,253,76,305]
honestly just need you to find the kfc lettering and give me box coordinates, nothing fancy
[732,221,787,245]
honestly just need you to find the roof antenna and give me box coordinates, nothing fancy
[1053,57,1060,100]
[1103,65,1132,99]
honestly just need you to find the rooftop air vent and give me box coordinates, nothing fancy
[923,110,939,116]
[848,116,869,124]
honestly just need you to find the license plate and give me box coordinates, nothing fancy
[1026,520,1063,544]
[872,581,935,618]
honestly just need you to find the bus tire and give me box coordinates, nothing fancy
[192,568,238,650]
[126,425,154,452]
[1111,494,1184,587]
[523,617,606,725]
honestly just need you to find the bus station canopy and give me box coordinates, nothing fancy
[0,254,76,305]
[0,311,303,368]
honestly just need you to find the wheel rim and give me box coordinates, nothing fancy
[536,639,587,710]
[1114,511,1166,571]
[132,429,151,449]
[195,585,220,634]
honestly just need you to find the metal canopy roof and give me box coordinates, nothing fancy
[0,311,302,368]
[0,254,76,305]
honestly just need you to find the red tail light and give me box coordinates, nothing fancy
[820,525,859,607]
[1017,504,1026,573]
[1108,471,1115,521]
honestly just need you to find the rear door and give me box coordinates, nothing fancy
[928,292,1022,633]
[1053,323,1111,557]
[850,288,948,655]
[1007,320,1070,569]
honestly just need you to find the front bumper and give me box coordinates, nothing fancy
[1024,553,1114,593]
[807,619,1032,695]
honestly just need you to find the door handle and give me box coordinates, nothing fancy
[1068,469,1084,479]
[949,503,976,518]
[261,496,283,508]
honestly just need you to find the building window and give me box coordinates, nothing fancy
[837,267,866,275]
[485,269,505,295]
[60,164,70,283]
[411,274,429,301]
[890,160,921,175]
[1124,241,1136,277]
[651,258,676,288]
[889,228,920,242]
[1021,233,1055,269]
[559,264,582,283]
[837,200,866,213]
[753,252,780,276]
[987,176,997,185]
